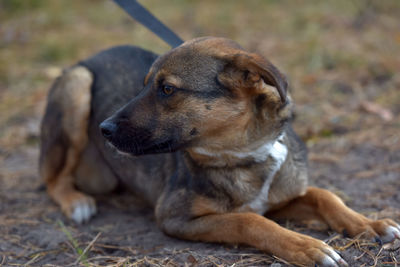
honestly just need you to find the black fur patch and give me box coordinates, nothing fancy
[255,94,266,111]
[190,128,198,136]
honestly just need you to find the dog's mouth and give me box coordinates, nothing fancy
[108,138,180,156]
[141,139,177,154]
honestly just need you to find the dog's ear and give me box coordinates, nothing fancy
[218,52,288,105]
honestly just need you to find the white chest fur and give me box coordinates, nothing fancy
[193,134,288,214]
[192,135,281,163]
[240,136,288,214]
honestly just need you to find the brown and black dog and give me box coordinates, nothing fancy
[40,37,400,266]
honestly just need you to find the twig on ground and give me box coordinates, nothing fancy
[74,232,102,265]
[23,253,41,266]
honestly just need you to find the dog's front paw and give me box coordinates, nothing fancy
[284,234,348,267]
[369,219,400,243]
[60,191,97,224]
[341,218,400,244]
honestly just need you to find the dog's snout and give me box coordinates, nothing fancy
[100,121,117,139]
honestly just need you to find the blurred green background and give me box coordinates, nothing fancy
[0,0,399,150]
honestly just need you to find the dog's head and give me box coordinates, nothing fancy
[100,37,292,156]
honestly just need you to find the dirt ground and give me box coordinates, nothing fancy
[1,1,400,266]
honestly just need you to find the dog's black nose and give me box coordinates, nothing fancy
[100,121,117,139]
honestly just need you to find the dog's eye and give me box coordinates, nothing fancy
[162,84,175,95]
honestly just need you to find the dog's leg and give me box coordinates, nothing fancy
[159,212,347,266]
[40,66,96,223]
[267,187,400,243]
[74,141,118,195]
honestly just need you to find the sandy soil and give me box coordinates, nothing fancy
[1,118,399,267]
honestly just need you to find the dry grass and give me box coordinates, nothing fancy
[5,228,399,266]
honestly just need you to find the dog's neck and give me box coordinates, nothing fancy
[188,134,287,167]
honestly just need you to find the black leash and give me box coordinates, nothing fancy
[113,0,184,48]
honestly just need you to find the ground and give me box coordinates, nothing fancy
[1,0,400,266]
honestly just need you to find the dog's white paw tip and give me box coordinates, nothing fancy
[71,201,96,224]
[382,226,400,243]
[322,248,347,267]
[322,256,338,267]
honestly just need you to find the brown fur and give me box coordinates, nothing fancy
[40,37,399,266]
[267,187,399,238]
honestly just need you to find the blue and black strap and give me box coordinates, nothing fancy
[113,0,184,48]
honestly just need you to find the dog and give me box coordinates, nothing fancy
[39,37,400,266]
